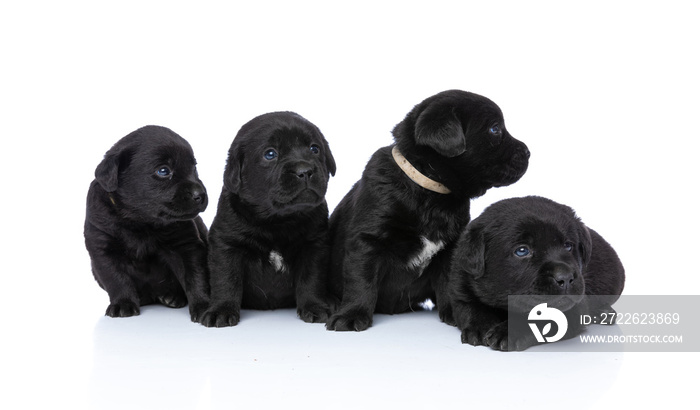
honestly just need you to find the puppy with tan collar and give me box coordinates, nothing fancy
[327,90,530,331]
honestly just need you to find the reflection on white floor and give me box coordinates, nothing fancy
[89,306,623,409]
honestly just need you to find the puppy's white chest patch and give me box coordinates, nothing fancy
[408,236,445,275]
[268,250,287,273]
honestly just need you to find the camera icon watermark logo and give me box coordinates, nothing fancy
[528,303,569,343]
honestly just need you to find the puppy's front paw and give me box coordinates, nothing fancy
[461,328,487,346]
[157,293,187,309]
[189,301,209,323]
[483,321,511,351]
[483,321,536,351]
[200,305,240,328]
[326,309,373,331]
[105,300,140,318]
[297,303,331,324]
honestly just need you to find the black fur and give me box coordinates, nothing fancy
[449,196,625,350]
[200,112,336,327]
[327,90,530,331]
[84,125,209,320]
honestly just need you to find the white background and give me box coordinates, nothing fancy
[1,1,698,409]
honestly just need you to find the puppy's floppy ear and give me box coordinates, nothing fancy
[224,149,243,194]
[454,225,486,278]
[577,222,593,268]
[308,123,336,177]
[94,151,125,192]
[321,137,336,177]
[414,105,466,157]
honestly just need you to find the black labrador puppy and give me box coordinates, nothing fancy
[449,196,625,350]
[201,112,336,327]
[327,90,530,331]
[84,125,209,320]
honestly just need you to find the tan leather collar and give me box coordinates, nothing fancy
[391,146,451,194]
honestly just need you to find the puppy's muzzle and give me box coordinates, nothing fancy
[190,188,207,206]
[179,185,208,212]
[274,160,326,209]
[542,261,578,293]
[510,140,530,171]
[293,161,315,181]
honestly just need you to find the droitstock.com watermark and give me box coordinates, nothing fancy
[507,295,699,352]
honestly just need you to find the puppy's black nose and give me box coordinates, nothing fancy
[295,164,315,180]
[552,269,574,290]
[191,189,206,204]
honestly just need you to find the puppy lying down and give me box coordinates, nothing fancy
[84,126,210,320]
[448,196,625,351]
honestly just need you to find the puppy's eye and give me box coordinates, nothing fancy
[489,125,503,137]
[310,144,320,155]
[514,246,531,257]
[263,149,278,160]
[564,242,574,252]
[155,166,172,178]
